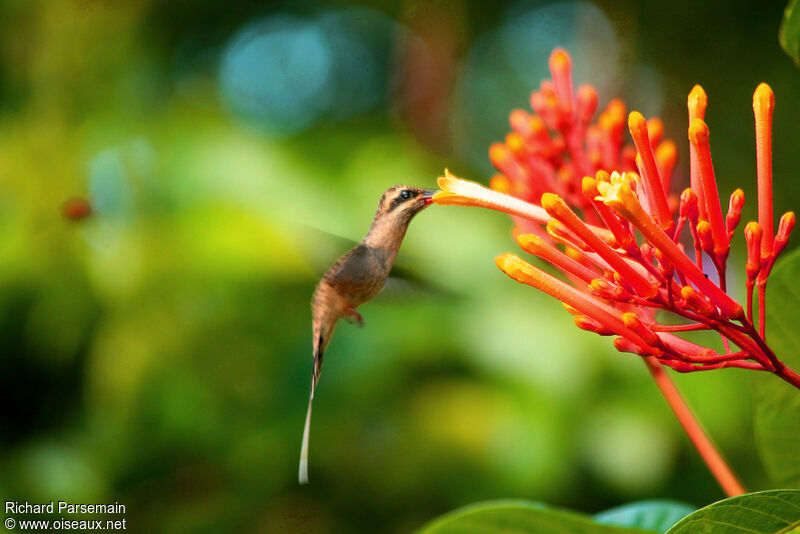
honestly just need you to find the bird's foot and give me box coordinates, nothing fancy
[344,307,364,328]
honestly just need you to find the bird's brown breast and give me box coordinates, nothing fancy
[324,244,391,307]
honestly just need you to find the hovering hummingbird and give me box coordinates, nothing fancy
[299,185,436,484]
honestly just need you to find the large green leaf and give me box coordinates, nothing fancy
[666,490,800,533]
[417,500,654,534]
[593,500,695,533]
[780,0,800,67]
[754,247,800,488]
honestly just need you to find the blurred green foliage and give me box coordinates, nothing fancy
[0,1,798,533]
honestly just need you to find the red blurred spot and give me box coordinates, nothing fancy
[62,197,92,221]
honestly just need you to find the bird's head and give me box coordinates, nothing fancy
[365,186,435,244]
[375,185,435,220]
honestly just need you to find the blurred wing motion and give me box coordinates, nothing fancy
[298,225,459,301]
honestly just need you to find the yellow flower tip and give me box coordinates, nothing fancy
[598,113,617,131]
[549,48,571,75]
[696,220,714,251]
[595,169,611,183]
[495,253,529,278]
[688,84,708,119]
[627,111,648,137]
[688,118,709,146]
[546,220,573,243]
[564,246,583,262]
[529,115,547,135]
[505,132,526,155]
[489,143,511,166]
[744,221,763,241]
[680,285,717,316]
[595,181,612,198]
[621,313,659,345]
[595,174,636,211]
[433,170,477,203]
[617,181,641,209]
[680,187,697,203]
[490,174,512,194]
[753,83,775,115]
[647,117,664,143]
[509,109,530,133]
[772,212,796,259]
[540,192,566,217]
[696,220,712,234]
[745,221,763,277]
[581,176,598,198]
[436,169,459,191]
[729,188,745,211]
[655,140,677,166]
[496,253,544,287]
[516,233,542,252]
[777,211,796,239]
[621,312,638,327]
[588,278,604,291]
[623,171,640,186]
[679,188,699,219]
[607,98,626,117]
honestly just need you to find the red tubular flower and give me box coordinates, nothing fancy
[688,85,708,220]
[433,49,800,390]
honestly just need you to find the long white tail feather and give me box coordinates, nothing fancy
[299,389,314,484]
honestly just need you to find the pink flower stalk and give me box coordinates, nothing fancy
[434,48,800,390]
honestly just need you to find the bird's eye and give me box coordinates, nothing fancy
[401,190,412,200]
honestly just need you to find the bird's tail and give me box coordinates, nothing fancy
[298,381,314,485]
[299,332,325,485]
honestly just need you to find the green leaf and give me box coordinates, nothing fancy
[666,490,800,533]
[780,0,800,67]
[594,500,696,533]
[417,500,655,534]
[754,247,800,488]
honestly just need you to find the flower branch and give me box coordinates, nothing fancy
[432,48,800,495]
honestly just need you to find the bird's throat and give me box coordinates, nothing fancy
[362,220,409,251]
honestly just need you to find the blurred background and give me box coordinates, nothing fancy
[1,0,799,532]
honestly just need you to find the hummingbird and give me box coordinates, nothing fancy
[299,185,436,484]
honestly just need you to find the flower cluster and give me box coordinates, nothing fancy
[434,49,800,388]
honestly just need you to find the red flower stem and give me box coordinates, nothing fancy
[661,350,754,365]
[712,322,775,370]
[664,360,764,372]
[652,323,710,332]
[719,334,732,354]
[642,357,745,497]
[736,320,780,370]
[673,216,686,243]
[774,364,800,389]
[758,283,767,339]
[659,304,776,371]
[746,281,755,323]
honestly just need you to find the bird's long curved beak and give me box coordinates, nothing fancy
[421,189,437,205]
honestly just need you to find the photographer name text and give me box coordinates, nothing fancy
[6,501,125,515]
